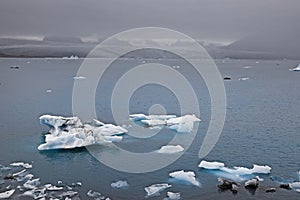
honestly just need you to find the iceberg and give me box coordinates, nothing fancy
[87,190,103,199]
[38,115,128,150]
[157,145,184,154]
[111,180,129,189]
[130,114,200,133]
[23,178,41,189]
[289,64,300,71]
[144,183,172,197]
[0,189,15,199]
[199,160,271,182]
[169,170,200,187]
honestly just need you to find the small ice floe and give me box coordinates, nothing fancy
[12,169,27,177]
[163,191,181,200]
[157,145,184,154]
[46,89,52,93]
[199,160,271,182]
[255,61,260,64]
[10,162,32,169]
[243,66,252,69]
[130,114,200,133]
[0,189,15,199]
[144,183,172,197]
[59,191,78,198]
[87,190,102,198]
[73,76,86,80]
[111,180,129,189]
[289,64,300,71]
[238,77,249,81]
[169,170,200,187]
[38,115,128,150]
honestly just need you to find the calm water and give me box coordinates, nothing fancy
[0,58,299,199]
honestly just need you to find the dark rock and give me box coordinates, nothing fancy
[279,184,291,190]
[265,188,276,193]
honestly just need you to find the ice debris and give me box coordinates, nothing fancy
[144,183,172,197]
[169,170,200,187]
[38,115,128,150]
[10,162,32,169]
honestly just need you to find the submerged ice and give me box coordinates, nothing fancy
[39,115,128,150]
[130,114,200,133]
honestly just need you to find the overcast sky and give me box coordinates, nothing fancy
[0,0,299,43]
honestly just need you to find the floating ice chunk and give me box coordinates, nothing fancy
[17,174,34,182]
[23,178,41,189]
[199,160,271,182]
[73,76,86,80]
[46,89,52,93]
[289,64,300,71]
[198,160,225,170]
[243,66,252,69]
[12,169,27,177]
[44,184,63,191]
[290,182,300,190]
[63,55,79,60]
[167,114,200,133]
[131,114,200,133]
[238,77,249,81]
[22,188,46,199]
[87,190,102,199]
[163,191,181,200]
[144,183,172,197]
[111,180,129,189]
[169,170,200,187]
[10,162,32,169]
[38,115,127,150]
[59,191,78,198]
[158,145,184,154]
[0,189,15,199]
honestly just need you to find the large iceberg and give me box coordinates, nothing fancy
[199,160,271,182]
[169,170,200,187]
[130,114,200,133]
[39,115,128,150]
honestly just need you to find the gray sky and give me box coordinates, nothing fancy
[0,0,299,43]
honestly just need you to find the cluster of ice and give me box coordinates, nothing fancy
[289,64,300,71]
[157,145,184,154]
[0,161,111,199]
[144,183,172,197]
[199,160,271,182]
[163,191,181,200]
[111,180,129,189]
[130,114,200,133]
[169,170,200,187]
[38,115,128,150]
